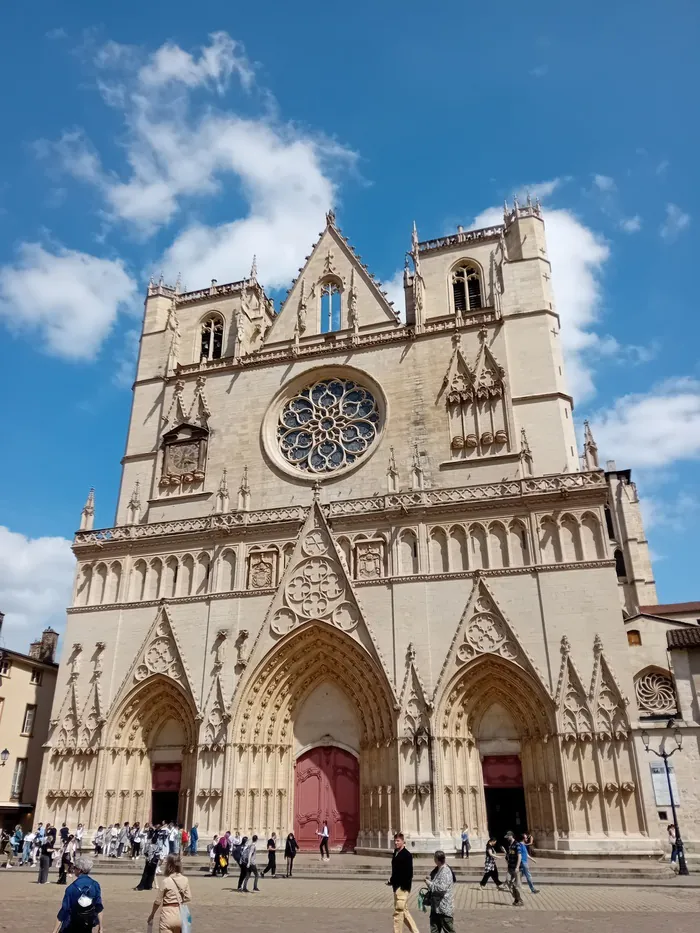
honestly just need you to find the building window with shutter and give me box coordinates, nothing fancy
[0,657,11,677]
[10,758,27,799]
[451,262,483,314]
[30,668,43,685]
[21,703,37,736]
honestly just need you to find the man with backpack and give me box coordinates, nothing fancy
[50,855,104,933]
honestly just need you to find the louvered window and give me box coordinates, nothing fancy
[451,264,483,313]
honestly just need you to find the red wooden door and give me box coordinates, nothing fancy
[294,746,359,851]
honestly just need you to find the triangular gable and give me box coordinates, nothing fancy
[473,335,506,399]
[555,635,595,739]
[52,677,80,749]
[589,634,630,738]
[202,674,230,750]
[264,216,400,343]
[432,575,551,704]
[187,376,211,428]
[399,644,432,744]
[163,380,188,428]
[107,603,200,719]
[78,677,105,751]
[242,500,395,701]
[439,334,476,405]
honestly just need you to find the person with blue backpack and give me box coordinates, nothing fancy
[50,855,103,933]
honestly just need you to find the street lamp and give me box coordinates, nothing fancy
[641,719,688,876]
[0,748,8,766]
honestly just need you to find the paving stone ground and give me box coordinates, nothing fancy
[1,871,699,933]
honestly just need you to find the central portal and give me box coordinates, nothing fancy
[151,762,181,825]
[294,746,359,852]
[482,754,527,845]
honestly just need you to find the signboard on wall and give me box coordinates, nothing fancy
[650,762,680,807]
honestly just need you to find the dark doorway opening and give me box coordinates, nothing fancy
[152,790,180,825]
[484,786,527,846]
[151,762,181,825]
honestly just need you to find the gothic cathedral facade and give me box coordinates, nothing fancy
[37,202,700,855]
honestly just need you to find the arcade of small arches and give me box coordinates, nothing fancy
[40,620,649,854]
[73,511,609,608]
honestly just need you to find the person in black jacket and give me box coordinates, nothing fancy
[388,832,419,933]
[284,833,299,877]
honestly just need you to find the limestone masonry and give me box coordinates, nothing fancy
[37,201,700,855]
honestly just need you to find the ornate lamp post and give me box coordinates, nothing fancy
[641,720,689,876]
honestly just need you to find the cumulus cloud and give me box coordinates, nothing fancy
[0,527,74,652]
[382,269,406,321]
[0,244,138,360]
[660,203,690,240]
[593,174,616,192]
[620,215,642,233]
[589,378,700,470]
[48,32,355,290]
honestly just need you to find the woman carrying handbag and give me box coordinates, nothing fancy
[147,854,191,932]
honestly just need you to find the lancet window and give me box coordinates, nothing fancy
[200,313,224,361]
[451,262,483,313]
[320,280,342,333]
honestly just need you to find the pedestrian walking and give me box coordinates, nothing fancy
[59,823,70,846]
[75,823,84,856]
[38,836,55,884]
[505,833,524,906]
[235,836,250,889]
[21,828,35,865]
[388,832,419,933]
[180,827,189,855]
[212,831,231,877]
[146,854,191,933]
[424,849,456,933]
[261,832,277,877]
[117,821,130,858]
[241,834,260,892]
[667,824,679,870]
[207,835,219,872]
[284,832,299,877]
[316,820,330,861]
[460,827,470,858]
[189,823,199,856]
[1,830,15,869]
[12,825,24,858]
[50,855,103,933]
[107,823,119,858]
[518,833,539,893]
[56,835,76,885]
[479,836,505,889]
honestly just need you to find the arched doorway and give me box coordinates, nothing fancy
[437,656,561,847]
[229,623,397,849]
[104,676,197,828]
[295,746,360,851]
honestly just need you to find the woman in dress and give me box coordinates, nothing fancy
[136,830,160,891]
[147,854,192,933]
[56,835,75,885]
[284,832,299,877]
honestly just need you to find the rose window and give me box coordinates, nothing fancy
[635,672,677,714]
[277,378,380,474]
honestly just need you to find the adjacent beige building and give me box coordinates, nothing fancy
[0,626,58,831]
[37,202,700,854]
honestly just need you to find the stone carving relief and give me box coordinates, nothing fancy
[134,617,186,684]
[355,539,385,579]
[248,550,276,589]
[635,671,677,715]
[456,595,518,664]
[271,528,360,636]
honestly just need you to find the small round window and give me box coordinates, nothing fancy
[275,375,382,476]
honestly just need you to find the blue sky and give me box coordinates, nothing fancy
[0,1,698,649]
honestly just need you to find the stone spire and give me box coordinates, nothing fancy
[583,420,599,470]
[237,466,251,511]
[411,443,424,491]
[217,469,230,513]
[348,267,359,335]
[520,428,534,477]
[249,255,258,281]
[387,446,399,494]
[411,221,425,326]
[127,482,142,525]
[79,488,95,531]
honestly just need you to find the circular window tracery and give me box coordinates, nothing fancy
[277,377,380,474]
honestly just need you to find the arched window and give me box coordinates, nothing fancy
[627,630,642,646]
[200,314,224,361]
[614,548,627,580]
[451,263,482,313]
[320,280,341,333]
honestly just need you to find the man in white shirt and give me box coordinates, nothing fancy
[75,824,84,856]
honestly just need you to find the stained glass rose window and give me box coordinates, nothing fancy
[277,377,380,474]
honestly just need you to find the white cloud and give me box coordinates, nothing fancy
[113,326,141,388]
[48,33,355,290]
[590,378,700,470]
[382,269,406,321]
[593,174,616,192]
[0,244,138,360]
[660,203,690,240]
[620,215,642,233]
[0,527,74,652]
[473,188,610,401]
[529,65,548,78]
